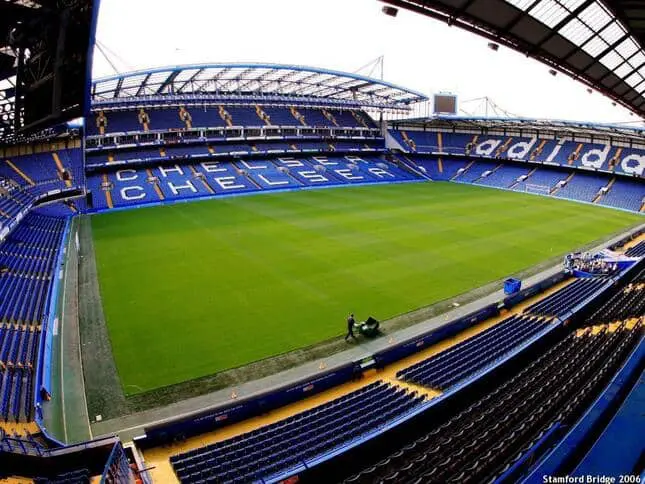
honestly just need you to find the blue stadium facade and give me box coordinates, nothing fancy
[0,61,643,482]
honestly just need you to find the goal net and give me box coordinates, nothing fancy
[525,184,551,195]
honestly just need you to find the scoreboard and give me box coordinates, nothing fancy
[433,94,458,115]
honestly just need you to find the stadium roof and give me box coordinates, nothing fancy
[381,0,645,118]
[391,114,645,141]
[90,63,429,111]
[1,0,97,142]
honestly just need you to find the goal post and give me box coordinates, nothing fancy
[525,184,551,195]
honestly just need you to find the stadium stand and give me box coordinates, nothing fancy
[0,213,66,422]
[391,128,645,178]
[1,150,83,190]
[389,126,645,209]
[0,149,84,235]
[411,158,468,180]
[599,178,645,212]
[85,139,385,170]
[0,214,66,324]
[32,201,81,218]
[553,172,609,203]
[586,269,645,324]
[170,382,425,483]
[342,287,644,484]
[0,184,30,225]
[454,160,499,183]
[523,278,608,317]
[397,314,549,390]
[0,434,134,482]
[512,167,569,193]
[394,276,614,393]
[475,164,532,189]
[85,155,419,210]
[400,153,643,212]
[344,321,643,483]
[87,105,376,136]
[625,241,645,257]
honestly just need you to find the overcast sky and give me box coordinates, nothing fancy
[93,0,641,125]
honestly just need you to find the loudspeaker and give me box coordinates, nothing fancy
[86,190,93,209]
[382,6,398,16]
[62,170,70,181]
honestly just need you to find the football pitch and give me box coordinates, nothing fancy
[90,182,642,395]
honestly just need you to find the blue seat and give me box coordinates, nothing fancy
[399,314,547,389]
[170,382,425,482]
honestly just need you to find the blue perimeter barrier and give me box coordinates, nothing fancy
[138,362,359,448]
[36,216,72,409]
[32,217,72,448]
[373,303,499,367]
[502,272,568,308]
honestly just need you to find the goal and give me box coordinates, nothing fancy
[525,184,551,195]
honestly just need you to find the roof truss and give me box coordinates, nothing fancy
[380,0,645,117]
[91,63,428,110]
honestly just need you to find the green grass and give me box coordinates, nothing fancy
[91,182,642,394]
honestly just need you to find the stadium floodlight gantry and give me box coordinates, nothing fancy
[380,0,645,118]
[90,63,428,112]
